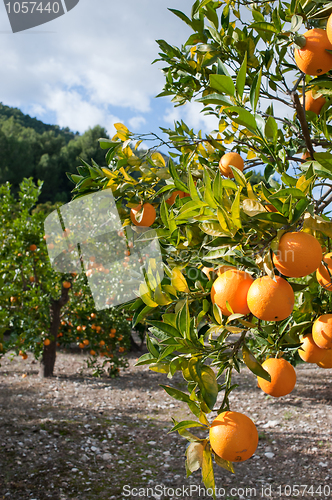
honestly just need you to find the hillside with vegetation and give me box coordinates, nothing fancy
[0,103,109,203]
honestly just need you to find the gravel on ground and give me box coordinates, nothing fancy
[0,350,331,500]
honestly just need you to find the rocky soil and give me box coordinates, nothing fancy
[0,350,331,500]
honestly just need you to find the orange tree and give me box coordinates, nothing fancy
[0,178,131,377]
[66,0,332,493]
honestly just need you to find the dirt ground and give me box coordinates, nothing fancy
[0,349,331,500]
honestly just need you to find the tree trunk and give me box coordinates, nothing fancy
[40,285,70,378]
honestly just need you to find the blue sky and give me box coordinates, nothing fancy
[0,0,218,146]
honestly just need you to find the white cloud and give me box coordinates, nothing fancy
[128,116,147,130]
[45,88,120,135]
[0,0,192,132]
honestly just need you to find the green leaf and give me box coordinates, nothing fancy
[199,366,219,411]
[168,8,193,28]
[149,362,170,374]
[196,93,232,106]
[98,138,120,149]
[250,68,262,112]
[157,344,178,362]
[176,300,191,339]
[209,74,235,97]
[236,53,247,99]
[202,442,216,498]
[250,22,277,34]
[147,320,180,337]
[252,212,289,224]
[291,198,310,224]
[135,353,157,366]
[231,189,242,229]
[160,385,192,403]
[168,159,189,192]
[203,169,217,208]
[270,188,306,200]
[242,344,271,382]
[188,170,201,202]
[213,303,223,325]
[225,106,257,132]
[230,166,247,188]
[170,420,207,433]
[213,453,235,473]
[265,116,278,143]
[133,303,155,327]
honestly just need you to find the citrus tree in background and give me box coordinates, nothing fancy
[0,178,131,377]
[66,0,332,493]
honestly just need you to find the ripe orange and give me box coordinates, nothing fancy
[10,296,17,303]
[21,353,28,360]
[273,232,322,278]
[301,150,311,161]
[90,313,96,319]
[29,244,37,251]
[298,334,326,363]
[29,276,35,283]
[294,29,332,75]
[130,203,156,227]
[316,252,332,290]
[312,314,332,349]
[79,343,85,349]
[326,12,332,45]
[166,190,190,205]
[110,328,116,334]
[77,326,82,332]
[211,269,254,316]
[96,326,102,333]
[83,339,89,346]
[99,340,105,347]
[109,333,116,339]
[119,346,125,353]
[62,281,71,289]
[90,350,96,356]
[247,276,294,322]
[43,339,51,346]
[218,152,244,178]
[301,90,326,115]
[209,411,258,462]
[317,348,332,368]
[257,358,296,397]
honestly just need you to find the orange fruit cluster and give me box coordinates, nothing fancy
[210,232,323,324]
[299,315,332,369]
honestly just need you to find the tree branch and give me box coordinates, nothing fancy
[289,90,315,159]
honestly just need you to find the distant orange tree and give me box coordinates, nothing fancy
[0,178,131,377]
